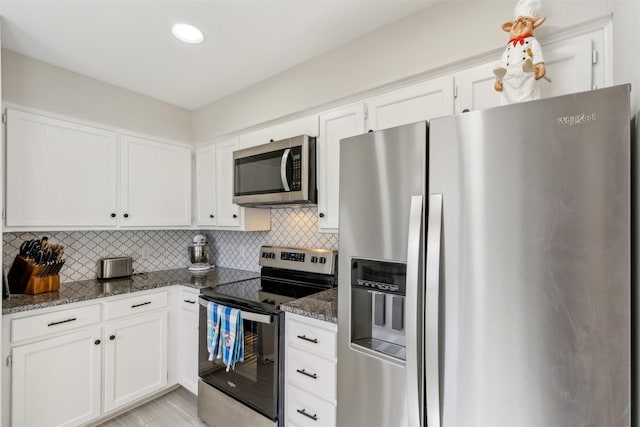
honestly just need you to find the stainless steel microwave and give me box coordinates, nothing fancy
[232,135,317,207]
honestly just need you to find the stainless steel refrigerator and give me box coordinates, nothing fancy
[337,84,630,427]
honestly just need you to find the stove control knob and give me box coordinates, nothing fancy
[319,257,326,264]
[271,252,276,259]
[311,256,318,263]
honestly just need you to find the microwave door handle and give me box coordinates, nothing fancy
[280,148,291,192]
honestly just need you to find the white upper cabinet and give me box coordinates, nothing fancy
[366,77,455,131]
[213,139,241,227]
[538,38,593,99]
[6,109,118,228]
[194,140,270,230]
[317,103,366,233]
[120,134,192,227]
[194,144,217,226]
[238,115,319,149]
[456,60,504,113]
[457,35,595,113]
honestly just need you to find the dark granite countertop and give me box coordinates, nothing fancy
[280,288,337,324]
[2,267,260,315]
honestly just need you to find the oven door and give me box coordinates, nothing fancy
[198,295,282,421]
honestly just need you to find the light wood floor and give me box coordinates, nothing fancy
[98,387,208,427]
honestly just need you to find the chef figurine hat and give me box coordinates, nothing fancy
[513,0,542,18]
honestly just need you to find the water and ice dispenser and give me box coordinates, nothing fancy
[350,258,407,361]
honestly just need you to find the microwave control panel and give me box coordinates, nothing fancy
[291,146,302,191]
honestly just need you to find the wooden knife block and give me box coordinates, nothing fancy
[7,256,60,295]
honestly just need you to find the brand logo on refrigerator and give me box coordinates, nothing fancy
[556,112,597,127]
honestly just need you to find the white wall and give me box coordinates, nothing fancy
[1,49,192,142]
[192,0,612,142]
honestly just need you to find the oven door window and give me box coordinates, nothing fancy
[199,308,279,420]
[234,149,292,196]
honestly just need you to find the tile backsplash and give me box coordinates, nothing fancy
[3,207,339,283]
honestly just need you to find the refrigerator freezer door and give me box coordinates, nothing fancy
[429,85,630,427]
[337,121,427,427]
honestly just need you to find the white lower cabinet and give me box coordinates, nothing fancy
[104,310,168,412]
[285,313,337,427]
[11,326,102,427]
[176,288,200,394]
[3,290,173,427]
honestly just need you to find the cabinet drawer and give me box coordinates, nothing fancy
[287,317,336,359]
[179,288,200,312]
[287,384,336,427]
[287,347,336,402]
[10,304,101,343]
[104,291,168,320]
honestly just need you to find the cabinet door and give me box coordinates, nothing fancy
[317,104,365,232]
[214,139,242,227]
[195,140,270,230]
[104,311,168,412]
[457,60,503,113]
[458,37,593,112]
[177,306,199,394]
[366,77,454,131]
[120,135,192,227]
[11,326,102,427]
[5,109,118,227]
[538,38,592,99]
[195,144,217,226]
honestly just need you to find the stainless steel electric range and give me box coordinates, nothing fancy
[197,246,338,427]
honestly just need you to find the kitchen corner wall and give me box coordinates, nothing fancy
[2,207,338,283]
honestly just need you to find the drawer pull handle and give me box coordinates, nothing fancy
[131,301,152,309]
[296,334,318,344]
[47,317,77,327]
[296,408,318,421]
[184,299,196,304]
[296,368,318,379]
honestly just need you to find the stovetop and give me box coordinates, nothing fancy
[200,246,338,314]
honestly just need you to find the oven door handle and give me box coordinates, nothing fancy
[199,298,274,324]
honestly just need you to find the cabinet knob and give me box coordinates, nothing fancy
[109,335,116,340]
[232,214,238,219]
[319,212,325,218]
[94,339,101,345]
[110,213,116,218]
[269,139,274,143]
[210,214,215,218]
[123,213,129,218]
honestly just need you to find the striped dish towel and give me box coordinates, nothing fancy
[207,301,222,361]
[220,306,244,371]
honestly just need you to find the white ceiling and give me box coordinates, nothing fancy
[0,0,437,110]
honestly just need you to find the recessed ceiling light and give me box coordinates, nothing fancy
[172,23,204,44]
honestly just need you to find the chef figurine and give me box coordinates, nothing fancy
[494,0,548,104]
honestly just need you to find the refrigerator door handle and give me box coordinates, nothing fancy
[425,194,443,427]
[405,195,424,427]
